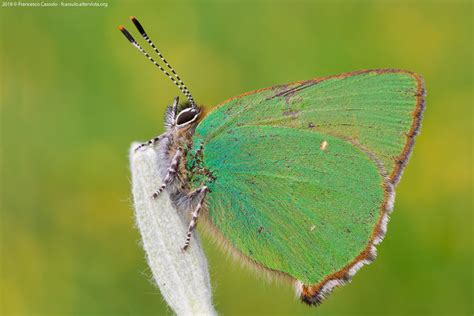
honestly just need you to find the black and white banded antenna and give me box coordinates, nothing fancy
[118,20,196,108]
[129,17,195,107]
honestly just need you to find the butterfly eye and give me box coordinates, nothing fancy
[176,108,199,127]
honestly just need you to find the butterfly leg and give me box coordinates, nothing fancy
[185,186,205,200]
[152,148,182,199]
[182,186,208,251]
[134,133,167,152]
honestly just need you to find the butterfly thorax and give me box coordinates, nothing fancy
[165,101,217,193]
[152,98,205,207]
[165,126,196,195]
[185,142,216,192]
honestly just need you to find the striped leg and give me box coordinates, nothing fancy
[152,148,182,199]
[134,133,166,152]
[182,186,208,251]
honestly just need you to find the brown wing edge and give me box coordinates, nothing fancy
[198,69,426,306]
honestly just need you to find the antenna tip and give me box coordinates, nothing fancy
[118,25,135,44]
[130,16,146,36]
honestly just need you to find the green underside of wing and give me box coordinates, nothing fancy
[194,126,383,284]
[188,70,420,284]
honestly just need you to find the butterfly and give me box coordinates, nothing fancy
[119,17,425,305]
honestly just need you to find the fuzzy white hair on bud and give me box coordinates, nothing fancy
[130,143,217,316]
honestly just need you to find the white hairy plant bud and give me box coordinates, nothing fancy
[130,143,217,316]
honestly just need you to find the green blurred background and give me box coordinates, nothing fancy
[1,1,472,315]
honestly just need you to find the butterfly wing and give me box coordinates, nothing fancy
[188,69,425,304]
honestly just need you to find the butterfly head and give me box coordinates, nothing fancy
[164,96,201,130]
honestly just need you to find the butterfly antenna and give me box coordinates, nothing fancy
[130,17,196,107]
[118,24,196,107]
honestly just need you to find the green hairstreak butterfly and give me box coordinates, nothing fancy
[119,17,425,305]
